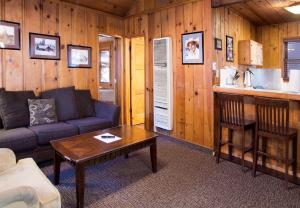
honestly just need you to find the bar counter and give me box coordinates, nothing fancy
[213,85,300,101]
[213,85,300,183]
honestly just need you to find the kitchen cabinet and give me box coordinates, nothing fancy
[238,40,263,66]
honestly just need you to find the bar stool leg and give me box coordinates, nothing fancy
[251,127,255,160]
[253,134,259,177]
[285,139,290,188]
[228,129,233,161]
[262,137,267,167]
[241,129,246,171]
[292,135,298,180]
[216,127,222,163]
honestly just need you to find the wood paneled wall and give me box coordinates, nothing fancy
[124,0,214,148]
[256,21,300,69]
[0,0,123,98]
[213,7,257,69]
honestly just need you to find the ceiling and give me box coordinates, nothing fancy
[62,0,135,16]
[223,0,300,25]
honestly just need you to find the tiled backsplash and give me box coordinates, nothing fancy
[251,68,300,92]
[219,67,300,93]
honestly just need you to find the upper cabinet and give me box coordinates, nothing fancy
[238,40,263,66]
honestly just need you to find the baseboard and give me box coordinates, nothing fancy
[220,153,300,185]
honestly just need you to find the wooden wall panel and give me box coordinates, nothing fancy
[42,0,59,91]
[24,0,42,94]
[0,0,123,98]
[213,7,257,69]
[124,0,214,148]
[257,21,300,69]
[4,0,24,91]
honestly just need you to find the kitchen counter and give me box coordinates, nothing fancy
[213,85,300,101]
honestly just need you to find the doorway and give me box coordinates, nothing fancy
[99,34,117,103]
[129,37,145,126]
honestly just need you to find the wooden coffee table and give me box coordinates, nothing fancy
[50,126,158,208]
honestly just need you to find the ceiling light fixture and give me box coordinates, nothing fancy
[285,3,300,14]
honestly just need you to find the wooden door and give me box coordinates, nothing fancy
[131,37,145,125]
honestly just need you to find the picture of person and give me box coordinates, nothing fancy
[185,38,200,60]
[226,36,234,62]
[182,32,204,64]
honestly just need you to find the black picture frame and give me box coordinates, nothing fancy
[29,33,60,60]
[0,20,21,50]
[214,38,222,50]
[67,45,92,68]
[226,35,234,62]
[181,31,204,65]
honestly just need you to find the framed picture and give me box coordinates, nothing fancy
[29,33,60,60]
[67,45,92,68]
[226,35,234,62]
[215,38,222,50]
[182,31,204,64]
[0,20,20,50]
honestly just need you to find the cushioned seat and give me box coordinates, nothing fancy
[29,122,78,145]
[0,128,37,152]
[66,117,112,134]
[0,150,61,208]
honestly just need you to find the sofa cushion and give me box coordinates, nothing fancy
[41,86,79,121]
[66,117,112,134]
[0,91,36,129]
[28,98,58,126]
[0,128,37,152]
[0,158,61,208]
[29,122,78,145]
[75,90,95,118]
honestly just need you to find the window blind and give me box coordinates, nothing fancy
[284,40,300,80]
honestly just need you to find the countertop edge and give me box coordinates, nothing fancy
[213,86,300,101]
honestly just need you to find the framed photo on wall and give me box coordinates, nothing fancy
[182,31,204,64]
[214,38,222,50]
[226,35,234,62]
[67,45,92,68]
[0,20,21,50]
[29,33,60,60]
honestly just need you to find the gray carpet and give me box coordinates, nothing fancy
[41,136,300,208]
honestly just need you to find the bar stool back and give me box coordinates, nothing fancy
[253,97,298,187]
[216,93,256,170]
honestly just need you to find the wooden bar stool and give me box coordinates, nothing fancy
[216,93,256,170]
[253,97,298,188]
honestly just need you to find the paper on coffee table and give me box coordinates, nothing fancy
[94,133,122,143]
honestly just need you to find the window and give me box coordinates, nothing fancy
[283,38,300,81]
[100,50,110,83]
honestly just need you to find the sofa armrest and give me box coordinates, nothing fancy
[0,149,16,173]
[95,101,121,127]
[0,186,39,208]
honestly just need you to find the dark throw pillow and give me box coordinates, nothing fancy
[28,99,58,126]
[75,90,95,118]
[41,86,79,121]
[0,90,36,129]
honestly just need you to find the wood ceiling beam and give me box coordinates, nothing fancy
[212,0,248,8]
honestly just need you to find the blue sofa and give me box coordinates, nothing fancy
[0,87,120,162]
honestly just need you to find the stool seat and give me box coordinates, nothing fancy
[221,119,255,130]
[258,128,297,138]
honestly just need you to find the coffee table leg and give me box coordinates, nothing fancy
[54,151,61,185]
[150,139,157,173]
[76,163,85,208]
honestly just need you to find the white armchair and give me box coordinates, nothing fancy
[0,149,61,208]
[0,148,16,172]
